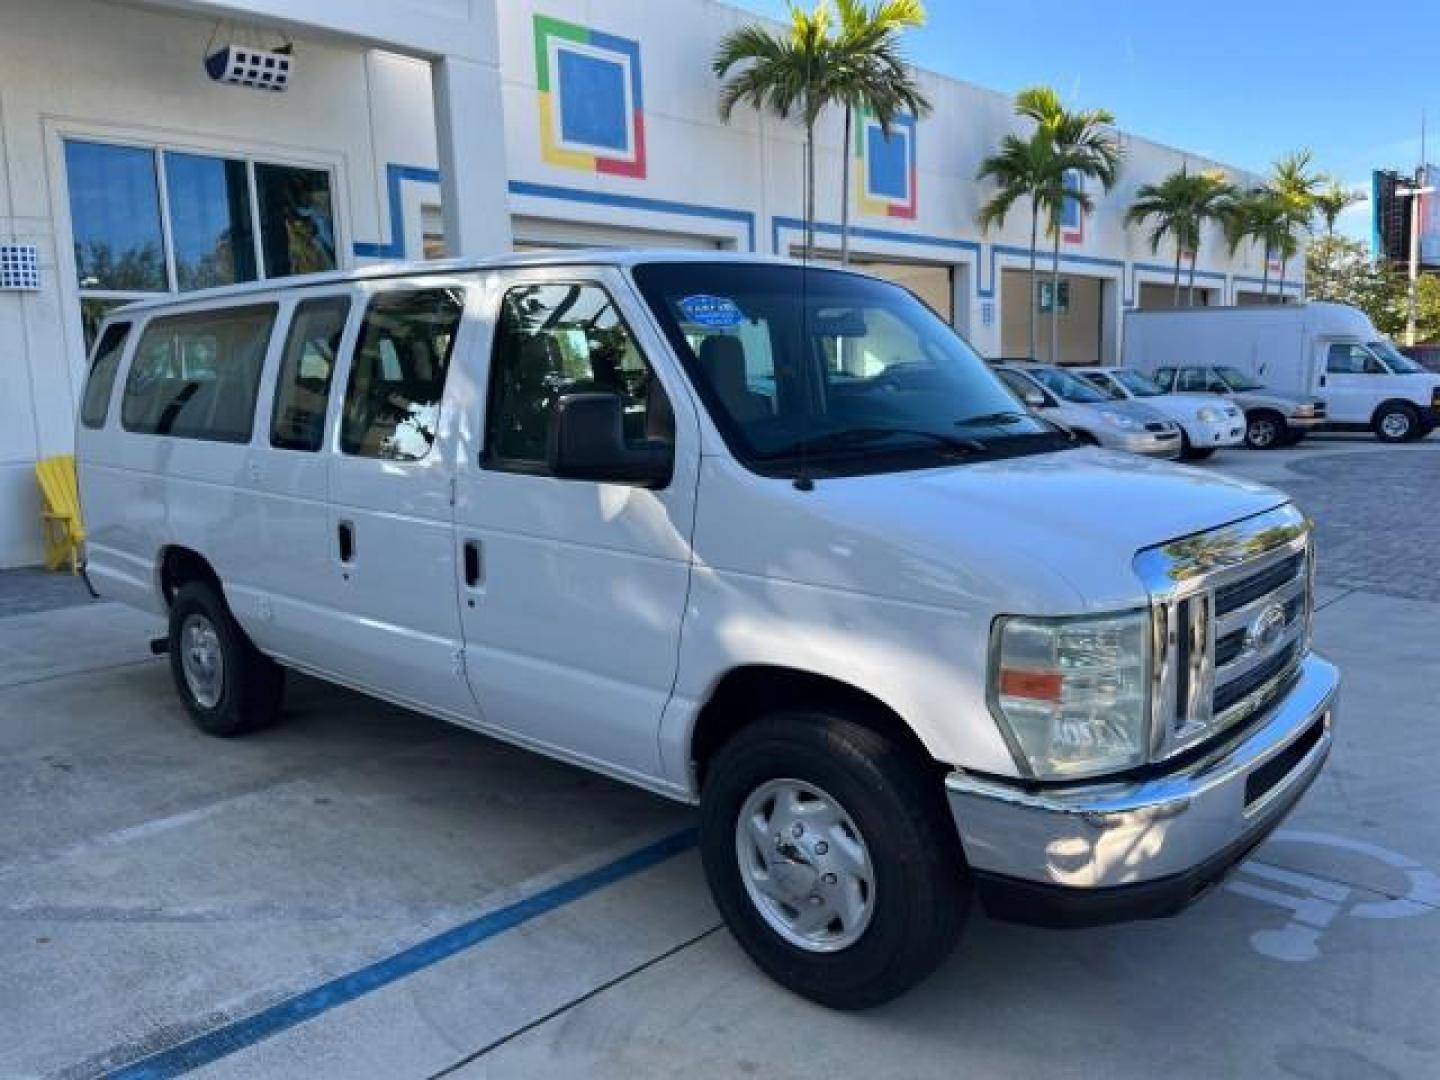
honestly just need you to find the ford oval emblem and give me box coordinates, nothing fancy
[1244,603,1289,656]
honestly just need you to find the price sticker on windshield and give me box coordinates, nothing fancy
[678,294,745,329]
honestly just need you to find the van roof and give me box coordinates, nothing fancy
[106,248,809,316]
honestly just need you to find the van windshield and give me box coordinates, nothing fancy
[1216,366,1265,391]
[1370,339,1426,374]
[633,263,1064,476]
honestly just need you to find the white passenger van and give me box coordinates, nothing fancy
[1124,302,1440,442]
[77,252,1339,1008]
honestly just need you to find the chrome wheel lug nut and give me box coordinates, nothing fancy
[822,872,837,885]
[791,823,804,838]
[814,841,828,855]
[808,894,823,905]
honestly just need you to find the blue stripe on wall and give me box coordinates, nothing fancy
[354,163,1300,303]
[352,163,441,260]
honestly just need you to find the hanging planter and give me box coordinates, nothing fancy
[204,23,293,92]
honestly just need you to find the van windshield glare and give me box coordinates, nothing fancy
[632,263,1063,476]
[1369,340,1425,373]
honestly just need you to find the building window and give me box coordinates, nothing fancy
[63,139,338,349]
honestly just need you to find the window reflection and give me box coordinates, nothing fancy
[164,153,257,290]
[64,141,166,292]
[256,164,336,277]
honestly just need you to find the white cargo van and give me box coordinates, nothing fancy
[76,252,1338,1008]
[1123,302,1440,442]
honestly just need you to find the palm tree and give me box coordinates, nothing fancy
[714,3,835,256]
[976,130,1066,360]
[1014,86,1123,361]
[1225,187,1298,300]
[832,0,930,265]
[1268,150,1322,299]
[1313,177,1364,239]
[1125,165,1237,306]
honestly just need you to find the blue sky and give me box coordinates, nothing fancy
[731,1,1440,241]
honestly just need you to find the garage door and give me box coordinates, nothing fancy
[512,216,728,252]
[788,250,954,323]
[1139,282,1217,309]
[1000,268,1105,364]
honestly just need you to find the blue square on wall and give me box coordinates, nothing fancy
[557,49,630,152]
[866,126,910,200]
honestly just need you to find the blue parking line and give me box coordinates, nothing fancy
[103,828,698,1079]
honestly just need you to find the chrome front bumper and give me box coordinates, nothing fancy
[945,654,1338,923]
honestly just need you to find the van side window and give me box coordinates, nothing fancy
[339,288,464,461]
[1151,368,1175,391]
[121,305,276,441]
[80,322,132,429]
[1327,344,1383,375]
[485,283,671,470]
[271,296,351,451]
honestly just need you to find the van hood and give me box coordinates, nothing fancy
[700,446,1290,615]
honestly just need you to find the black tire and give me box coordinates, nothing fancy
[1244,411,1287,450]
[700,710,970,1009]
[1373,402,1421,443]
[168,581,285,736]
[1178,434,1216,461]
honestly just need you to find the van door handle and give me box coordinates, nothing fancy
[337,521,356,564]
[463,539,483,589]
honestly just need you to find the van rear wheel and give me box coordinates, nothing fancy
[700,710,969,1009]
[168,581,285,736]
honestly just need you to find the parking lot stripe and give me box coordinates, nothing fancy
[99,827,699,1080]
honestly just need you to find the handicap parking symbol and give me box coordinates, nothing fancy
[1225,829,1440,962]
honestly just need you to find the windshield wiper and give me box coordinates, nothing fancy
[954,410,1028,427]
[763,426,985,460]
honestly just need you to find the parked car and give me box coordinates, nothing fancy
[1124,302,1440,443]
[76,253,1338,1009]
[1071,365,1244,460]
[994,363,1183,458]
[1145,365,1325,449]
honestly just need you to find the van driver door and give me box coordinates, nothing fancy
[450,269,700,786]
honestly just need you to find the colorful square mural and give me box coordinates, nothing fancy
[534,14,646,179]
[854,111,917,219]
[1060,170,1085,244]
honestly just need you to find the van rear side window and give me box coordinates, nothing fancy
[271,296,351,452]
[339,288,463,461]
[122,305,277,442]
[80,322,132,429]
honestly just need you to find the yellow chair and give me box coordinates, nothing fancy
[35,454,86,573]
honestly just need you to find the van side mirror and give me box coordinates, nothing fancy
[547,392,672,488]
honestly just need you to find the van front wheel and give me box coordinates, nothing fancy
[168,581,285,736]
[1374,403,1420,443]
[700,711,969,1009]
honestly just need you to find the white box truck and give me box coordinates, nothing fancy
[1123,302,1440,442]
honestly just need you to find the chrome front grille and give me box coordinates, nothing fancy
[1135,504,1313,761]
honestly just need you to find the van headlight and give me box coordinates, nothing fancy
[1196,407,1222,422]
[1099,410,1140,430]
[988,611,1151,779]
